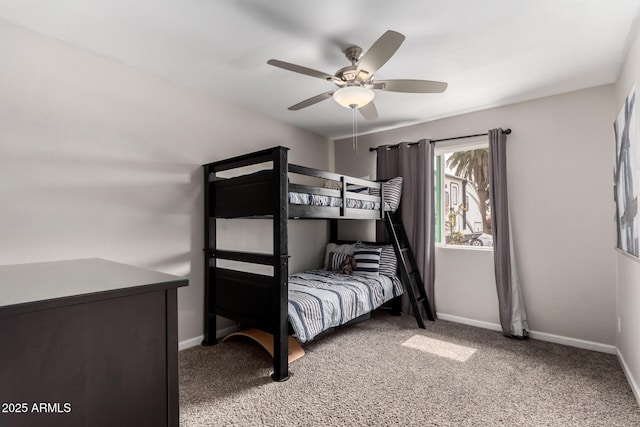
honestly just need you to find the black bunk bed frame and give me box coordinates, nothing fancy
[202,146,432,381]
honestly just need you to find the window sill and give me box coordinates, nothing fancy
[436,244,493,252]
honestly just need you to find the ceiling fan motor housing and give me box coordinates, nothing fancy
[335,66,358,84]
[344,46,363,63]
[339,46,373,85]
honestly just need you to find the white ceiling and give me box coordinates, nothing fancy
[1,0,639,139]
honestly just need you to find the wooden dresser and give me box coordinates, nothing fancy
[0,258,188,427]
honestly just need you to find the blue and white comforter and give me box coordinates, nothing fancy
[287,270,403,343]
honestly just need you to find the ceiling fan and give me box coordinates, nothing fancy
[267,30,448,120]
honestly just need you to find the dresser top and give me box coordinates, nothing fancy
[0,258,188,314]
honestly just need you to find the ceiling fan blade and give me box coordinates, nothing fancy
[374,79,448,93]
[288,91,335,111]
[359,101,378,121]
[356,30,405,78]
[267,59,334,81]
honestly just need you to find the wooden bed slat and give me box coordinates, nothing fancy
[289,164,381,190]
[212,250,286,266]
[288,183,341,198]
[205,146,286,173]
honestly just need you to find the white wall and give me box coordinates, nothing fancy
[614,24,640,402]
[0,21,331,345]
[335,85,617,348]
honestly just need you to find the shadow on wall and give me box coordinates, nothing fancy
[1,144,199,271]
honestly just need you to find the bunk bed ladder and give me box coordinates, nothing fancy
[384,211,435,328]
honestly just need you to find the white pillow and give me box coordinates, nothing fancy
[324,180,342,190]
[323,243,355,269]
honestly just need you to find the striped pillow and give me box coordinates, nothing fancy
[356,243,398,278]
[379,245,398,278]
[372,177,403,212]
[328,251,349,272]
[353,247,382,276]
[346,184,369,194]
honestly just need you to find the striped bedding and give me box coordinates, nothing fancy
[287,176,402,212]
[287,269,403,343]
[288,191,390,211]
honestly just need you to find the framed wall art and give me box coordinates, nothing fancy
[614,84,639,258]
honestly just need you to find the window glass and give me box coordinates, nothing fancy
[435,146,493,248]
[451,183,459,205]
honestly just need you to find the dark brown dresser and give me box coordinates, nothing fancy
[0,258,188,427]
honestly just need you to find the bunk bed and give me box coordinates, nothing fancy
[202,146,423,381]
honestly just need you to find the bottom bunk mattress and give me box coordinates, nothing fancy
[287,270,403,344]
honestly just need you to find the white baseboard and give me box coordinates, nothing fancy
[528,330,616,354]
[436,312,617,354]
[617,348,640,405]
[178,336,203,351]
[178,325,239,351]
[436,313,503,333]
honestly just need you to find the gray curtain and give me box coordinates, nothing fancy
[488,128,529,338]
[376,140,436,318]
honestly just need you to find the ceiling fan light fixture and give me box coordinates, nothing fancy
[333,86,375,109]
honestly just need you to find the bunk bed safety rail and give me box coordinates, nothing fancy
[288,163,384,219]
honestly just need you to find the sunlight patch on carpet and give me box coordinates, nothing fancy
[401,335,477,362]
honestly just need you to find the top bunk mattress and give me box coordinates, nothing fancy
[288,191,389,211]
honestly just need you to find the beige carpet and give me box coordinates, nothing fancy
[179,311,640,426]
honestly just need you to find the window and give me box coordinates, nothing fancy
[450,183,459,205]
[435,144,493,248]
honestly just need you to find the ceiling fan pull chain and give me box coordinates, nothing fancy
[351,105,358,153]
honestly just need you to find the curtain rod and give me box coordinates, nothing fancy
[368,128,512,152]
